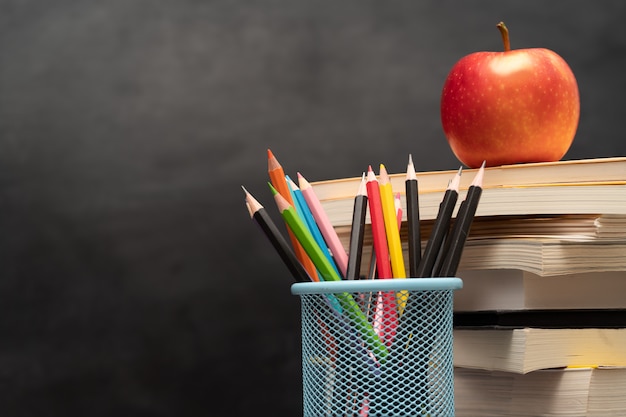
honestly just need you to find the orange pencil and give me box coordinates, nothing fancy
[267,149,319,281]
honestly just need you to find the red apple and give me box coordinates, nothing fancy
[440,22,580,168]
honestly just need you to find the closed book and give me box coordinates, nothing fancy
[454,269,626,311]
[454,309,626,329]
[311,157,626,203]
[453,327,626,374]
[336,227,626,278]
[310,157,626,228]
[454,366,626,417]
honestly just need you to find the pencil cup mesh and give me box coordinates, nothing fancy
[292,278,461,417]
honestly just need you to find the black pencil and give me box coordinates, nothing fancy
[437,161,485,277]
[405,154,421,277]
[242,186,310,282]
[415,167,462,278]
[346,173,368,281]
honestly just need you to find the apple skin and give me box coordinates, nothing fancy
[440,45,580,168]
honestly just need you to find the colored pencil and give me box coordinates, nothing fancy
[405,154,421,277]
[267,149,319,281]
[415,167,462,278]
[386,171,462,400]
[437,161,485,277]
[345,173,368,281]
[378,164,406,280]
[298,172,349,278]
[366,166,399,341]
[242,186,311,282]
[365,166,393,280]
[271,185,389,362]
[286,175,340,275]
[380,166,409,317]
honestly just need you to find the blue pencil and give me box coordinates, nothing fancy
[287,175,342,278]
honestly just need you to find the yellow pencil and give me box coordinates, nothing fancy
[379,164,407,313]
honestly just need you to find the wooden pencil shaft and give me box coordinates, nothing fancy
[406,178,421,277]
[379,168,406,278]
[416,190,458,277]
[253,209,310,282]
[438,186,482,277]
[431,205,458,277]
[278,201,388,361]
[281,204,339,282]
[366,176,393,279]
[299,173,349,277]
[289,177,338,273]
[346,194,367,280]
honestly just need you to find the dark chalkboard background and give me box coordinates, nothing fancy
[1,1,625,415]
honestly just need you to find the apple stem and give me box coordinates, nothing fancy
[496,22,511,52]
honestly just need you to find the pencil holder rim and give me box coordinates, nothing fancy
[291,277,462,295]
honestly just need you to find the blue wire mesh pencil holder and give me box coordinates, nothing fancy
[292,278,462,417]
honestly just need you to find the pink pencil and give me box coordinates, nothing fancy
[297,172,349,278]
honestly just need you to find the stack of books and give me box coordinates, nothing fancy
[311,156,626,416]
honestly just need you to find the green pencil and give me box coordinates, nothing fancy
[270,183,389,363]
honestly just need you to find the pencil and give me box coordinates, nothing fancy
[345,173,368,281]
[365,166,393,280]
[366,166,400,340]
[365,191,402,278]
[267,149,319,281]
[415,167,462,278]
[405,154,421,277]
[387,170,463,395]
[379,164,406,280]
[298,172,349,278]
[437,161,485,277]
[271,185,389,362]
[286,175,340,275]
[242,186,311,282]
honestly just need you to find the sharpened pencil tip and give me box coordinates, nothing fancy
[267,149,282,171]
[449,167,462,191]
[378,164,390,184]
[367,167,377,182]
[241,185,249,194]
[297,172,311,190]
[471,161,486,187]
[357,173,367,196]
[406,154,417,180]
[285,175,298,189]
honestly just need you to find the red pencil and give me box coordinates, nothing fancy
[366,166,397,346]
[366,166,393,279]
